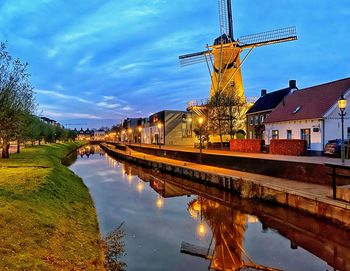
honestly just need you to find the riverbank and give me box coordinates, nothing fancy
[101,143,350,228]
[0,142,104,270]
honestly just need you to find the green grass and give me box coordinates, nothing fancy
[0,142,105,270]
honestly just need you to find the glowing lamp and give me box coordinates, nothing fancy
[198,117,204,125]
[338,94,347,112]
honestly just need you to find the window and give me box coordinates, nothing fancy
[292,106,302,114]
[250,117,253,126]
[272,130,279,139]
[181,117,192,138]
[347,127,350,139]
[301,128,311,148]
[255,116,258,125]
[287,130,292,140]
[259,115,264,123]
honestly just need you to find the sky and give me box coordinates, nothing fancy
[1,0,349,128]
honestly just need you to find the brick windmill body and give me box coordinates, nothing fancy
[179,0,297,140]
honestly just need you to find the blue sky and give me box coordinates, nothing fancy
[1,0,349,128]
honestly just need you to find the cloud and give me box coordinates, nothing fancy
[36,89,93,104]
[43,111,102,120]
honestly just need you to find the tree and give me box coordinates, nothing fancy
[0,42,35,158]
[207,91,228,149]
[224,90,245,139]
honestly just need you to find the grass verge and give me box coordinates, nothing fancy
[0,142,105,270]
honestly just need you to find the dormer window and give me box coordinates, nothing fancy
[292,106,302,114]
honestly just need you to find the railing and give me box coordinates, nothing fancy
[325,163,350,199]
[187,99,209,109]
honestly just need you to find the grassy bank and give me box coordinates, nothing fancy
[0,142,104,270]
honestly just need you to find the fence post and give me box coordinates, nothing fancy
[332,166,336,200]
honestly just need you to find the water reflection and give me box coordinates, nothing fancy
[69,147,350,271]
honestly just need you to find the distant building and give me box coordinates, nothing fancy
[142,110,195,146]
[77,128,93,141]
[246,80,297,139]
[93,129,106,140]
[121,118,147,143]
[40,116,61,127]
[264,77,350,153]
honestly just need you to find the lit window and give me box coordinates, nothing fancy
[272,130,279,139]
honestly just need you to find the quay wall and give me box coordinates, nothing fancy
[101,143,350,228]
[124,144,332,185]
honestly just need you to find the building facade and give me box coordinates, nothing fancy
[142,110,196,146]
[264,78,350,153]
[246,80,297,140]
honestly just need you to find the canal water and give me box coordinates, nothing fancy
[68,146,350,271]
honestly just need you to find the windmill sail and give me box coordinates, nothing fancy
[218,0,234,39]
[179,50,213,67]
[238,26,297,49]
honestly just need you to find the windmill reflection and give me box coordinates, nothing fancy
[187,197,281,271]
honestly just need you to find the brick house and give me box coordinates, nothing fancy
[246,80,297,139]
[264,77,350,154]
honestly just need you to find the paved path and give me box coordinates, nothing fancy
[108,144,349,210]
[125,143,350,166]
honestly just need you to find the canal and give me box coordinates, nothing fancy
[68,145,350,271]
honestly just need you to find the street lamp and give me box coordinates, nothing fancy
[138,127,142,147]
[157,122,162,149]
[338,94,347,165]
[198,117,204,163]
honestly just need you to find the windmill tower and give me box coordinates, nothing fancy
[179,0,297,108]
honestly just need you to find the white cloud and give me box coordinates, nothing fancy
[43,110,102,120]
[36,89,93,104]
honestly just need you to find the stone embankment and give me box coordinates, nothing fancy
[101,143,350,228]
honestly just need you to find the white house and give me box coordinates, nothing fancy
[264,77,350,154]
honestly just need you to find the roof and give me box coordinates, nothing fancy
[264,77,350,123]
[246,87,291,114]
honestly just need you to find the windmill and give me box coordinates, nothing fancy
[179,0,297,106]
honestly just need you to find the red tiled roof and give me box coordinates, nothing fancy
[264,77,350,123]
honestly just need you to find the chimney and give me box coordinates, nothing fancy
[261,89,267,96]
[289,80,297,89]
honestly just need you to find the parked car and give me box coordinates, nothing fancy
[324,139,349,157]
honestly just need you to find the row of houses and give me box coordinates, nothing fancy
[115,110,196,146]
[76,128,106,141]
[246,77,350,154]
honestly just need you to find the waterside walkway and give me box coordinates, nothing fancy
[101,143,350,228]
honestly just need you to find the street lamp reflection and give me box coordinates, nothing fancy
[156,196,164,209]
[197,221,206,237]
[136,182,144,193]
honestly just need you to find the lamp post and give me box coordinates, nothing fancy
[338,94,347,165]
[121,130,125,143]
[157,122,162,149]
[198,117,204,163]
[128,128,132,144]
[138,126,142,147]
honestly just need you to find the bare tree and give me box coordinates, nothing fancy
[207,91,228,149]
[0,42,35,158]
[224,89,245,139]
